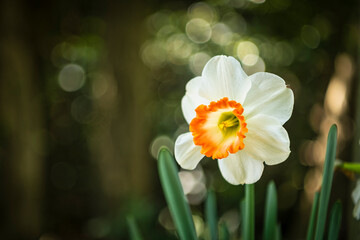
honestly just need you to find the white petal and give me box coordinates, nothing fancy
[243,72,294,124]
[174,132,204,170]
[200,55,251,103]
[218,151,264,185]
[244,114,290,165]
[185,76,204,95]
[181,77,210,123]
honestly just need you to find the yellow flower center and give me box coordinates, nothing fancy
[218,112,240,134]
[189,97,248,159]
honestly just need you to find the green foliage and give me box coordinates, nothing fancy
[314,124,338,240]
[338,162,360,174]
[306,192,320,240]
[126,216,143,240]
[263,181,278,240]
[158,148,197,240]
[154,125,342,240]
[219,222,229,240]
[328,201,342,240]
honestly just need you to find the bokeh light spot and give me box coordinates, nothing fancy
[91,74,109,99]
[325,78,347,116]
[71,96,94,124]
[150,135,174,159]
[249,0,266,4]
[236,41,259,66]
[188,2,216,23]
[186,18,212,44]
[58,64,85,92]
[179,168,206,205]
[166,34,194,64]
[189,52,211,75]
[192,215,205,237]
[158,207,175,231]
[211,23,233,46]
[242,56,265,75]
[141,41,167,69]
[219,210,240,233]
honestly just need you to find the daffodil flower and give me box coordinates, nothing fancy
[174,55,294,184]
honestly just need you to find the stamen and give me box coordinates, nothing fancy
[218,115,239,130]
[189,97,248,159]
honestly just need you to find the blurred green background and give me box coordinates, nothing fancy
[0,0,359,239]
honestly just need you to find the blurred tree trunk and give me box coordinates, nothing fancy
[89,0,153,207]
[0,0,44,238]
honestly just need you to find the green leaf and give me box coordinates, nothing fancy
[126,216,143,240]
[263,181,277,240]
[339,162,360,174]
[219,222,230,240]
[244,184,255,240]
[205,190,218,240]
[314,124,338,240]
[327,201,342,240]
[306,192,320,240]
[157,148,197,240]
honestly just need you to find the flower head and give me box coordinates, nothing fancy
[174,55,294,184]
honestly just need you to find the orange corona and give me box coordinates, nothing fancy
[189,97,248,159]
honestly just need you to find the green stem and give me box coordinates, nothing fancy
[244,184,255,240]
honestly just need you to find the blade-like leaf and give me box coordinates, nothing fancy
[314,124,337,240]
[263,181,277,240]
[219,222,230,240]
[244,184,255,240]
[205,190,218,240]
[327,201,342,240]
[306,192,320,240]
[158,148,197,240]
[126,216,143,240]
